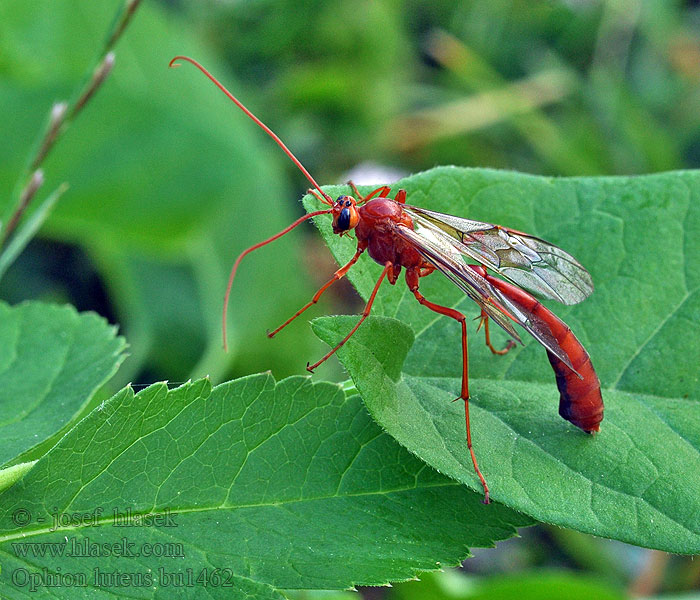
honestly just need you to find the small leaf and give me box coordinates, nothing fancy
[0,462,36,494]
[0,301,126,467]
[305,167,700,553]
[389,570,627,600]
[0,375,531,597]
[0,1,319,382]
[0,183,67,280]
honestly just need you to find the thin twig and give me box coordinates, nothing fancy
[69,52,116,120]
[105,0,142,52]
[1,170,44,246]
[1,0,142,266]
[0,183,69,281]
[30,102,68,170]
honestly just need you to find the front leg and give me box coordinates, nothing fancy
[268,242,366,338]
[348,181,391,205]
[307,261,391,372]
[347,181,407,205]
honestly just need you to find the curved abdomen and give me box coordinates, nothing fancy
[485,274,604,433]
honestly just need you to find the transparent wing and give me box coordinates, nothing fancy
[396,221,576,371]
[404,205,593,305]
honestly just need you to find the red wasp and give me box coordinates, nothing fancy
[170,56,603,503]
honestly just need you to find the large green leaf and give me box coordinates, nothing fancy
[0,0,320,382]
[388,570,627,600]
[0,375,532,598]
[0,301,125,469]
[306,167,700,554]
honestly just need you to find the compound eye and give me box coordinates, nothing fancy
[337,207,351,231]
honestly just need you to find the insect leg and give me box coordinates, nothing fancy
[477,310,517,355]
[348,181,391,205]
[406,268,490,504]
[222,208,333,350]
[393,189,407,204]
[268,245,366,338]
[306,261,391,372]
[307,188,330,206]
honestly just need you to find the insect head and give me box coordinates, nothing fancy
[331,195,359,234]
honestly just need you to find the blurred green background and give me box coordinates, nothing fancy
[1,0,699,597]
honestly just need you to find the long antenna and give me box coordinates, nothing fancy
[220,209,332,351]
[169,55,333,206]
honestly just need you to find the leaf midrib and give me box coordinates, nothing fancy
[0,479,462,544]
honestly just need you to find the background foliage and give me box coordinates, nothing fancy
[1,0,699,598]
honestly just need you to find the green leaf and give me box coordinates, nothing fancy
[0,376,531,598]
[0,0,321,382]
[285,592,360,600]
[0,183,67,281]
[0,301,126,468]
[306,167,700,553]
[0,462,36,494]
[389,570,626,600]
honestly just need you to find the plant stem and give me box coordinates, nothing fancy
[0,170,44,247]
[0,0,142,271]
